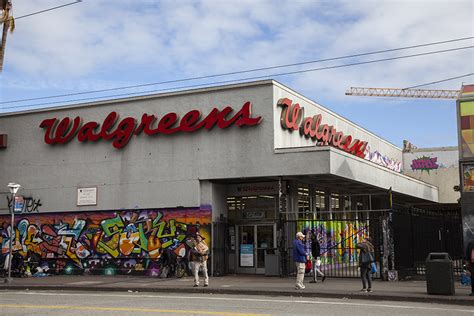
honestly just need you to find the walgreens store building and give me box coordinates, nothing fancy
[0,80,438,278]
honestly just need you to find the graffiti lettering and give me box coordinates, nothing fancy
[0,208,211,276]
[6,196,42,213]
[411,156,439,173]
[363,146,402,173]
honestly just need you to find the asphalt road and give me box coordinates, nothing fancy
[0,290,473,316]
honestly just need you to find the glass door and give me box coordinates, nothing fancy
[237,224,275,274]
[256,224,275,274]
[238,225,256,270]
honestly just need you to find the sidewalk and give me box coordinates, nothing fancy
[0,274,473,306]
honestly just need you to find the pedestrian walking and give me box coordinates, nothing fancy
[293,231,309,290]
[309,232,326,283]
[357,237,374,293]
[466,239,474,296]
[191,233,209,287]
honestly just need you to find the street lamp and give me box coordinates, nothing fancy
[5,182,20,283]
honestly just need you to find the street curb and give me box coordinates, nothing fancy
[1,285,473,306]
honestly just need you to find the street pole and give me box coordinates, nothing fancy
[5,182,20,283]
[5,190,15,283]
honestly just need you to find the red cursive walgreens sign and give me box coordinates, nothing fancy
[278,98,368,158]
[39,102,262,149]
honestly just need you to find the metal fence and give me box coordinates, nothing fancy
[281,213,383,279]
[392,205,464,278]
[280,205,463,279]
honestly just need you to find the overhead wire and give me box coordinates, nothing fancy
[14,0,82,20]
[3,44,473,111]
[403,73,474,90]
[1,36,473,105]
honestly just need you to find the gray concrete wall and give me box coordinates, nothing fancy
[0,80,439,216]
[0,81,275,213]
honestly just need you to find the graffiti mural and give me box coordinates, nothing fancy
[411,156,439,173]
[298,220,369,266]
[364,146,402,173]
[0,207,211,276]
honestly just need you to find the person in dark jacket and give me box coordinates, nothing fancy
[357,237,374,293]
[293,231,309,290]
[466,239,474,296]
[309,233,326,283]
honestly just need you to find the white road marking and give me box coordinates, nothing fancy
[68,281,103,285]
[1,290,473,313]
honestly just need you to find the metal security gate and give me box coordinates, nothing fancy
[392,205,463,279]
[278,204,463,280]
[281,212,384,279]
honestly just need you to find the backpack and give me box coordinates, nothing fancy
[360,251,373,264]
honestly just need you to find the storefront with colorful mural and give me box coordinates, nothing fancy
[0,80,442,278]
[0,207,211,276]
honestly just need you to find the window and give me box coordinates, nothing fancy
[297,186,310,220]
[227,195,276,221]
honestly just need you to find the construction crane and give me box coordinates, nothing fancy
[345,87,460,99]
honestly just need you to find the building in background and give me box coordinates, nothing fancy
[402,143,459,204]
[457,85,474,251]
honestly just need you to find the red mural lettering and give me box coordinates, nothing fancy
[100,112,119,140]
[179,110,202,132]
[278,98,303,130]
[278,98,368,158]
[39,118,58,145]
[39,102,262,149]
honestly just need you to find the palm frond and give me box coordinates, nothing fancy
[8,16,13,32]
[0,9,7,23]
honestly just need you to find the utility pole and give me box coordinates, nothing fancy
[0,0,13,72]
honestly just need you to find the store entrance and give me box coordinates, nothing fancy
[236,224,276,274]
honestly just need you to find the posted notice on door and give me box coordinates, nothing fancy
[240,244,254,267]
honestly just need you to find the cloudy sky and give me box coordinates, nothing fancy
[1,0,473,148]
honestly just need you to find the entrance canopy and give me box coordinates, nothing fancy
[269,147,439,204]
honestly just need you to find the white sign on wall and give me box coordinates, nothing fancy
[77,187,97,206]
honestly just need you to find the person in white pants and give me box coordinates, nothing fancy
[191,233,209,287]
[293,232,309,290]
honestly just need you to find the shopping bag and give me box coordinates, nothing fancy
[315,258,321,267]
[305,259,312,273]
[370,262,377,274]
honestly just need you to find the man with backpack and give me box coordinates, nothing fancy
[309,232,326,283]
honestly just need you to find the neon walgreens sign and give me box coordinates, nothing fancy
[39,102,262,149]
[278,98,368,158]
